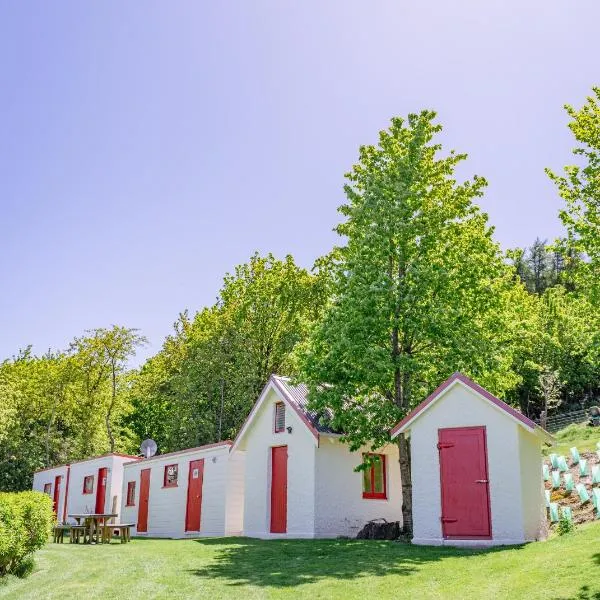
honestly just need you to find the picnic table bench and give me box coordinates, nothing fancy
[101,523,135,544]
[68,513,118,544]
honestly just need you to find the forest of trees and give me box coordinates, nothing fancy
[2,87,599,492]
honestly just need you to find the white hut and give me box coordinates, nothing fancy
[32,453,139,523]
[391,372,553,547]
[119,442,244,538]
[32,464,70,522]
[232,375,402,539]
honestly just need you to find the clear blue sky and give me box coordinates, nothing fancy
[1,1,598,363]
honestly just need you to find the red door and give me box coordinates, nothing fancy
[53,475,62,516]
[270,446,288,534]
[438,426,491,539]
[185,459,205,532]
[95,467,107,513]
[137,469,151,533]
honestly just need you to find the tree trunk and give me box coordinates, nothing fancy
[397,432,413,535]
[106,361,116,453]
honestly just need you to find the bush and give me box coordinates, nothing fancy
[0,491,54,577]
[557,516,575,536]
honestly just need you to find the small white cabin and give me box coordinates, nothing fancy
[232,375,402,539]
[120,442,245,538]
[32,464,70,522]
[32,453,139,523]
[391,372,553,547]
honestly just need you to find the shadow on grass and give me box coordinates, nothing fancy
[188,537,524,588]
[553,585,600,600]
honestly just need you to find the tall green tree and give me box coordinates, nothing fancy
[547,87,600,298]
[70,326,147,453]
[299,112,524,532]
[128,253,330,454]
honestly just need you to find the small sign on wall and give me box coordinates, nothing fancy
[192,469,199,479]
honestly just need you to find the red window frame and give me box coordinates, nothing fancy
[43,483,52,495]
[126,481,136,506]
[163,464,179,488]
[82,475,94,495]
[362,454,387,500]
[274,402,286,433]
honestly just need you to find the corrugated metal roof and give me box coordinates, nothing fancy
[272,375,337,434]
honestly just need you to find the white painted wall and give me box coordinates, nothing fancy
[518,427,546,541]
[66,455,137,521]
[238,386,317,538]
[32,465,69,522]
[120,444,240,538]
[408,383,545,546]
[314,438,403,538]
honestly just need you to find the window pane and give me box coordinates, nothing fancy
[373,458,384,494]
[362,466,372,493]
[165,465,178,485]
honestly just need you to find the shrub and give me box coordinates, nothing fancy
[557,516,575,536]
[0,491,54,577]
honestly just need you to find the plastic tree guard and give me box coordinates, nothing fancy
[549,453,559,469]
[563,472,574,492]
[551,470,561,489]
[570,447,580,465]
[557,456,569,472]
[542,464,550,481]
[549,503,559,522]
[576,483,590,504]
[580,459,589,477]
[561,506,573,523]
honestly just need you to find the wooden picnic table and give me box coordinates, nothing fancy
[68,513,118,544]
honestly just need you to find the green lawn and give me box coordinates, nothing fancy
[548,422,600,457]
[1,523,599,600]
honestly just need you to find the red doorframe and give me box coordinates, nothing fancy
[270,446,288,534]
[137,469,151,533]
[95,467,107,513]
[185,459,205,532]
[52,475,62,516]
[438,426,492,539]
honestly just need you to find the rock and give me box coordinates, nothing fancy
[356,519,401,540]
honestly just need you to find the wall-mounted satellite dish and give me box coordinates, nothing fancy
[140,439,158,459]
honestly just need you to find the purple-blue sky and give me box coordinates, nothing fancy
[1,1,599,363]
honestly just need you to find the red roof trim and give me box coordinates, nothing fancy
[391,372,539,437]
[123,441,232,466]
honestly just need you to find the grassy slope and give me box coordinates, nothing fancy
[548,423,600,457]
[1,524,599,600]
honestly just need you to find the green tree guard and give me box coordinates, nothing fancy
[563,472,574,492]
[552,470,561,489]
[570,447,580,465]
[576,483,590,504]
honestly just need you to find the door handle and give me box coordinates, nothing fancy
[475,479,488,483]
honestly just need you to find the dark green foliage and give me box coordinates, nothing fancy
[0,491,54,577]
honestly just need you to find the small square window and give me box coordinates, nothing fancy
[274,402,286,433]
[164,464,178,487]
[126,481,136,506]
[43,483,52,496]
[83,475,94,494]
[362,454,387,500]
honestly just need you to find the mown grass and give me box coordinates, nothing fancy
[548,422,600,457]
[1,522,599,600]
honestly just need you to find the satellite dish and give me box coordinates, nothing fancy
[140,439,158,459]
